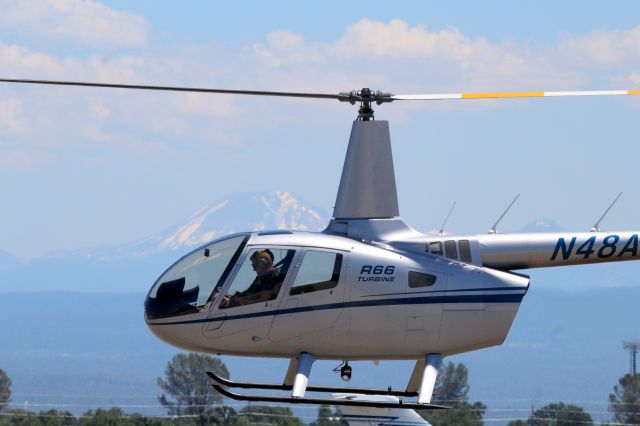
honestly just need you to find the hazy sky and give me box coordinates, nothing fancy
[1,0,639,259]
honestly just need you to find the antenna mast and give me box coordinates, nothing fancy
[624,340,640,375]
[489,194,520,234]
[591,192,623,232]
[440,202,456,235]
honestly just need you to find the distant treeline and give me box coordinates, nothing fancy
[2,355,639,425]
[0,405,309,426]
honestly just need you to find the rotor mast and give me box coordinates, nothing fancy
[331,88,405,229]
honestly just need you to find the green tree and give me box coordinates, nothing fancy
[0,408,77,426]
[420,362,486,426]
[79,408,127,426]
[433,362,470,403]
[608,373,640,425]
[157,353,229,417]
[88,408,176,426]
[212,406,237,426]
[0,369,11,412]
[310,405,340,426]
[236,405,304,426]
[526,402,593,425]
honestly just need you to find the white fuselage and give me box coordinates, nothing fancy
[145,230,529,360]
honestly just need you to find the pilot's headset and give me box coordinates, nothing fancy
[251,250,273,268]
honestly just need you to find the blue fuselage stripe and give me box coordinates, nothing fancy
[149,290,526,326]
[363,286,526,297]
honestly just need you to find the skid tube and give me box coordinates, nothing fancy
[212,384,446,410]
[206,370,418,397]
[207,370,446,410]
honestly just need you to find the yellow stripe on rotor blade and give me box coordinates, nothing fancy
[629,90,640,95]
[461,92,545,99]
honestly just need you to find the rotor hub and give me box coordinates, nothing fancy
[338,88,393,121]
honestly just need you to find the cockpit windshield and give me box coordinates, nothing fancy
[145,234,248,319]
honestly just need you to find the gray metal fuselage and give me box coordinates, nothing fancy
[145,227,529,359]
[145,221,639,359]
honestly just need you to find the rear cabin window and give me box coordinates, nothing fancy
[444,240,458,259]
[408,271,437,288]
[290,251,342,295]
[458,240,472,262]
[428,241,443,255]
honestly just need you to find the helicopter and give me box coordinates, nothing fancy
[1,78,639,410]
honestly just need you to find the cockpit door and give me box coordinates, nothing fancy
[201,247,296,342]
[269,249,347,342]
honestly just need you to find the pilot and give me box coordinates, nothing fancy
[245,250,281,299]
[224,250,282,307]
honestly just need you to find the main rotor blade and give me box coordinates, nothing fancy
[3,78,639,104]
[0,78,342,100]
[393,89,640,101]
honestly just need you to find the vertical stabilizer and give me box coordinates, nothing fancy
[333,121,399,219]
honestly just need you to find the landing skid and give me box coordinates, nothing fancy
[206,371,446,410]
[206,370,418,397]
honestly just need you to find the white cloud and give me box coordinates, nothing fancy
[238,20,587,103]
[0,99,26,134]
[0,149,55,169]
[558,27,640,66]
[334,19,497,61]
[0,42,66,76]
[0,0,149,48]
[178,93,237,117]
[1,17,639,171]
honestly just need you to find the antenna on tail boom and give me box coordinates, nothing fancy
[591,192,623,232]
[489,194,520,234]
[439,201,456,235]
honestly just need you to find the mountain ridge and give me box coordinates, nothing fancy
[44,191,329,261]
[0,191,329,293]
[1,192,638,293]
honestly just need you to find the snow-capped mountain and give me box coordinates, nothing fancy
[56,191,329,261]
[0,249,20,271]
[518,218,565,233]
[0,191,330,292]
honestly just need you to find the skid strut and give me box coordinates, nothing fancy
[292,352,315,398]
[405,354,443,404]
[418,354,442,404]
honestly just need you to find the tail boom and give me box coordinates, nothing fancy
[478,231,639,270]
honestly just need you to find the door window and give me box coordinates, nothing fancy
[290,251,342,295]
[219,248,295,309]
